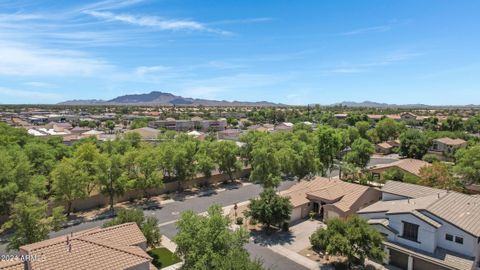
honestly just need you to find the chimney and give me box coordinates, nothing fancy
[66,236,69,245]
[68,243,72,252]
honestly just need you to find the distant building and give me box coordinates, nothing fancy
[126,127,160,141]
[358,181,480,270]
[148,118,226,132]
[274,122,294,132]
[375,140,401,155]
[429,137,467,158]
[368,158,431,179]
[218,129,242,141]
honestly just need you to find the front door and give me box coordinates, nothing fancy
[313,202,319,213]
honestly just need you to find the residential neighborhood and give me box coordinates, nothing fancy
[1,1,480,270]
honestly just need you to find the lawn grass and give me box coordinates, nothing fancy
[148,247,181,269]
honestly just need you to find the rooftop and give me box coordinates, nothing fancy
[281,177,372,212]
[17,223,155,270]
[368,158,431,176]
[381,180,444,198]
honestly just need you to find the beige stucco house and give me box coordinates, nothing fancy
[281,177,382,222]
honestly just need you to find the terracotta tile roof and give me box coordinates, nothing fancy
[377,142,393,149]
[281,177,371,213]
[381,180,444,198]
[434,137,467,146]
[368,158,431,176]
[19,222,155,270]
[0,259,24,270]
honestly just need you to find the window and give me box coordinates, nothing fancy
[445,234,453,241]
[402,222,419,242]
[455,236,464,244]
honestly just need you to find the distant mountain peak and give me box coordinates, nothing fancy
[58,91,284,106]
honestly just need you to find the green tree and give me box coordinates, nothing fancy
[382,168,419,184]
[105,120,115,133]
[2,193,52,251]
[96,153,129,212]
[104,208,161,248]
[315,126,342,175]
[441,116,463,131]
[310,216,385,268]
[174,205,262,270]
[376,118,403,141]
[355,121,370,139]
[142,216,162,248]
[51,158,89,215]
[212,140,241,181]
[0,147,32,215]
[344,138,374,169]
[123,148,163,198]
[454,145,480,185]
[130,118,148,129]
[73,142,102,195]
[195,143,216,180]
[123,132,142,148]
[419,162,462,191]
[250,145,281,188]
[246,188,292,230]
[399,129,430,159]
[24,141,56,177]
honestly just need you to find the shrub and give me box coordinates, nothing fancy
[236,217,243,225]
[423,153,440,163]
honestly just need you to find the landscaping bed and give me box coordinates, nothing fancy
[148,247,181,269]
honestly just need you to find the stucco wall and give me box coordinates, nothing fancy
[387,213,437,253]
[55,168,251,213]
[422,211,479,259]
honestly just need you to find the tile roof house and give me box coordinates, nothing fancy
[0,223,157,270]
[358,181,480,270]
[375,140,401,155]
[281,177,381,222]
[367,158,431,179]
[126,127,161,141]
[429,137,467,159]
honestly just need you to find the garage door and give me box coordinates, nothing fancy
[414,257,449,270]
[290,207,302,222]
[389,248,408,270]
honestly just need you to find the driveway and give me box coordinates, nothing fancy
[284,220,325,252]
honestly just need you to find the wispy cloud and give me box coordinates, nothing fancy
[23,81,55,88]
[209,17,273,25]
[74,0,145,12]
[0,87,63,102]
[0,42,112,76]
[340,25,392,36]
[84,10,231,34]
[135,65,172,76]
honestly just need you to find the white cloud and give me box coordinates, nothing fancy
[135,65,172,76]
[328,68,367,73]
[84,10,230,34]
[0,13,44,22]
[0,87,62,102]
[340,25,392,36]
[0,42,112,76]
[23,81,55,88]
[75,0,145,12]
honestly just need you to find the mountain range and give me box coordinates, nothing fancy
[58,91,479,108]
[58,91,284,106]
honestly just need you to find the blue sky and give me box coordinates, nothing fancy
[0,0,479,105]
